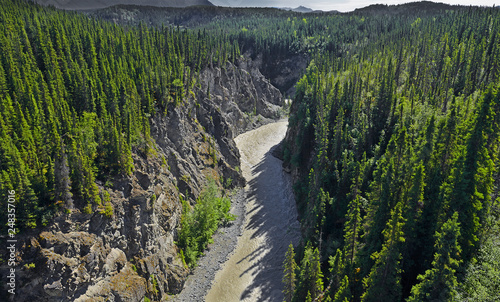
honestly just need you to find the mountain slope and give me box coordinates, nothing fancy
[33,0,213,10]
[0,1,283,300]
[279,6,314,13]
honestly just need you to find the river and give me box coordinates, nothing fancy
[205,120,301,302]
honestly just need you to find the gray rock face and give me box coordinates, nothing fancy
[3,59,283,301]
[196,60,284,137]
[250,52,310,97]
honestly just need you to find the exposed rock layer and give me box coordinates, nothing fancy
[2,60,283,301]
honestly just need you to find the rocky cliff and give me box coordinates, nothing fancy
[2,60,283,301]
[250,52,310,97]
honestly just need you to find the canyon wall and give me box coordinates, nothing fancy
[3,60,283,301]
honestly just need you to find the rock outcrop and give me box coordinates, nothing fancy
[2,59,283,301]
[252,53,310,97]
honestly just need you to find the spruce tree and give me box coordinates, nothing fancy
[445,87,499,262]
[361,202,405,302]
[283,243,297,302]
[407,212,461,302]
[295,244,324,302]
[359,157,395,275]
[327,249,345,298]
[333,275,351,302]
[343,195,361,281]
[401,161,426,295]
[54,143,73,209]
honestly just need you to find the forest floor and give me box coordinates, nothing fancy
[173,120,301,302]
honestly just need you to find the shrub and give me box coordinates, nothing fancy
[83,203,92,214]
[103,202,113,217]
[150,194,157,207]
[177,180,236,267]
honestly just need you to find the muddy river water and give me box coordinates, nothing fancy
[205,120,301,302]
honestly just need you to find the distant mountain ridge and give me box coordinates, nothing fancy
[353,1,461,15]
[32,0,213,10]
[279,6,314,13]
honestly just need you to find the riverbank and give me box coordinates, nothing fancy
[173,120,300,302]
[206,120,301,302]
[172,189,247,302]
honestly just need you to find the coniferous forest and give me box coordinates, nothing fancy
[0,0,240,229]
[281,5,500,302]
[1,0,499,301]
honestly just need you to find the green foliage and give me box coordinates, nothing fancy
[457,236,500,301]
[328,249,346,297]
[457,195,500,301]
[343,196,361,275]
[83,203,93,214]
[361,202,405,302]
[224,177,233,189]
[280,4,500,301]
[177,180,235,267]
[150,193,157,207]
[283,243,297,302]
[333,275,351,302]
[294,244,324,302]
[103,202,113,218]
[150,274,159,296]
[0,0,241,233]
[407,212,461,302]
[442,86,500,262]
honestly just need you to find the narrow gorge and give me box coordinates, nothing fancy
[4,2,498,301]
[3,59,292,301]
[174,121,301,301]
[206,121,300,302]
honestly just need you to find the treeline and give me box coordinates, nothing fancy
[2,1,500,299]
[283,5,500,302]
[92,2,467,94]
[0,0,240,231]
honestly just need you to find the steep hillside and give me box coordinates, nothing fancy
[5,60,283,301]
[0,1,282,301]
[282,4,500,301]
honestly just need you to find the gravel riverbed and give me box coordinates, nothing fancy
[173,120,300,302]
[172,189,247,302]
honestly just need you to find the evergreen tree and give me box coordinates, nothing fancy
[295,244,324,302]
[361,202,405,302]
[359,157,395,274]
[54,142,73,209]
[327,249,346,298]
[333,275,351,302]
[343,195,361,282]
[401,161,426,295]
[444,86,499,262]
[407,212,461,302]
[283,243,297,302]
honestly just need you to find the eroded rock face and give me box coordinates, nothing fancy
[196,60,284,138]
[252,53,310,97]
[2,60,283,301]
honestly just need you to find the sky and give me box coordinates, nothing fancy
[209,0,495,12]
